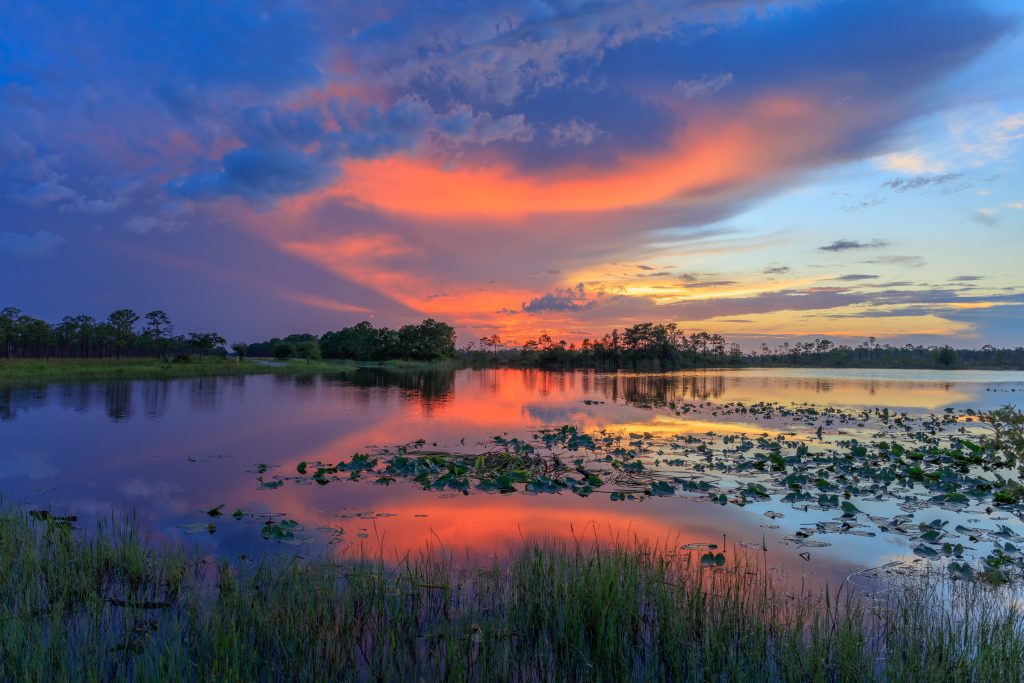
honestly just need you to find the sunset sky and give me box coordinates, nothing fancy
[3,0,1023,348]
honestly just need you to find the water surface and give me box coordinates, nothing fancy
[3,367,1023,583]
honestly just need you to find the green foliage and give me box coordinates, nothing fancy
[318,319,456,361]
[295,340,321,363]
[318,321,381,360]
[230,341,248,360]
[935,345,960,367]
[982,405,1024,467]
[246,333,316,358]
[0,356,359,386]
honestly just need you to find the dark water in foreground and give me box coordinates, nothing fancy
[2,367,1023,584]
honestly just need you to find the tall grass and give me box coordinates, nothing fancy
[0,357,361,386]
[0,357,466,387]
[1,506,1021,681]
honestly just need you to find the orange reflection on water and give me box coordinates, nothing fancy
[9,367,1016,587]
[603,415,779,437]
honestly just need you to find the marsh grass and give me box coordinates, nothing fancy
[0,357,468,387]
[0,357,364,386]
[1,506,1022,681]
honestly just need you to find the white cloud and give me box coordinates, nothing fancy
[673,72,734,99]
[124,201,193,234]
[947,107,1024,164]
[550,118,602,146]
[437,104,535,145]
[972,207,998,227]
[875,151,948,174]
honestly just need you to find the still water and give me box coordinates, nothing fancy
[3,367,1023,583]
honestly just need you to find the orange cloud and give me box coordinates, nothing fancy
[293,95,842,221]
[280,293,373,314]
[281,236,537,322]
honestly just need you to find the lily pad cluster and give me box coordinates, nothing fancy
[241,400,1024,580]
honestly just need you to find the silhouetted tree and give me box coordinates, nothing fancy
[144,310,172,358]
[188,332,226,357]
[108,309,139,359]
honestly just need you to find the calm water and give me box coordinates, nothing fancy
[3,367,1024,583]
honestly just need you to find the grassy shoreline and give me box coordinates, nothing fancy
[5,356,1020,388]
[0,357,465,387]
[1,506,1021,681]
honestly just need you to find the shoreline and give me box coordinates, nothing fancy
[0,357,470,387]
[3,357,1023,389]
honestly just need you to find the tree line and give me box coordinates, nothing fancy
[749,337,1024,369]
[5,305,1021,370]
[0,307,225,359]
[465,326,1024,370]
[467,323,744,370]
[1,308,457,364]
[246,319,457,362]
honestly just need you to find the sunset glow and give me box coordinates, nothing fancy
[7,5,1024,674]
[2,0,1022,347]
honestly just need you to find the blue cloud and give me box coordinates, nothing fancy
[0,230,65,259]
[3,0,1010,207]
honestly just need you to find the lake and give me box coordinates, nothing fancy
[3,367,1024,585]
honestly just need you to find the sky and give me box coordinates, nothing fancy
[2,0,1024,349]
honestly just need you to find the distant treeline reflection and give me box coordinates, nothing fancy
[0,369,460,422]
[0,376,243,422]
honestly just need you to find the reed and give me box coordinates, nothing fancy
[1,505,1021,681]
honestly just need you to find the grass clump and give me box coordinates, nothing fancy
[1,505,1022,681]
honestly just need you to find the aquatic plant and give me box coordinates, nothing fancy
[981,405,1024,468]
[245,401,1024,579]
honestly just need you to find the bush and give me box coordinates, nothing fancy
[296,340,321,363]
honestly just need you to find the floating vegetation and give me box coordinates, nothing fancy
[238,400,1024,580]
[260,519,308,544]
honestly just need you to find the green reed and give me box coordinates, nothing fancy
[1,505,1021,681]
